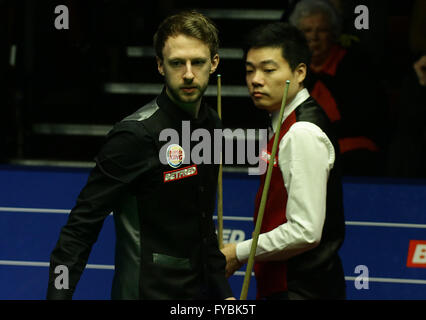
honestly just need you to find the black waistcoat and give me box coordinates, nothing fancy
[287,97,346,298]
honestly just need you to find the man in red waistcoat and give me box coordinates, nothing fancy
[221,22,346,300]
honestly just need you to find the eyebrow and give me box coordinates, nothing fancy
[168,57,208,62]
[246,60,279,67]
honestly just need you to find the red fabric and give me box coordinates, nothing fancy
[310,45,347,124]
[253,112,296,299]
[338,136,379,154]
[311,81,341,122]
[310,45,378,155]
[311,44,347,76]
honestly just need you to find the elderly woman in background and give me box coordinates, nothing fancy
[289,0,387,176]
[291,0,342,71]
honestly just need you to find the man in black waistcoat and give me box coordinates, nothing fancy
[47,10,234,300]
[221,22,346,300]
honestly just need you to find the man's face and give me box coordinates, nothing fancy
[245,47,306,113]
[298,13,334,65]
[157,34,219,109]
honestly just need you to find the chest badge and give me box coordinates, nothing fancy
[166,144,185,168]
[163,164,198,183]
[261,149,278,167]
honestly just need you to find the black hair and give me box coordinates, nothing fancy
[243,22,311,71]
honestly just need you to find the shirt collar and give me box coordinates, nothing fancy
[156,86,208,125]
[270,88,310,133]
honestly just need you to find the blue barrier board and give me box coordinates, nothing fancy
[1,165,426,300]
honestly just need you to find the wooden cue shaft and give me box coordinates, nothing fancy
[217,74,224,249]
[240,80,290,300]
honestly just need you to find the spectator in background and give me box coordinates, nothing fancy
[0,43,16,163]
[387,55,426,178]
[282,0,361,49]
[414,56,426,87]
[409,0,426,58]
[289,0,387,176]
[387,0,426,179]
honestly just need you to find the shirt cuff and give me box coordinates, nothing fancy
[236,240,252,264]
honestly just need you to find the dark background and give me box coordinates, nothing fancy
[0,0,422,174]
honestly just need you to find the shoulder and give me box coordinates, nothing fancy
[295,97,331,129]
[281,121,335,166]
[122,98,160,122]
[109,97,168,142]
[107,119,152,146]
[286,121,329,144]
[100,104,159,157]
[95,117,157,181]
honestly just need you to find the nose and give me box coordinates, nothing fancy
[304,29,318,42]
[251,70,264,87]
[311,29,320,40]
[183,61,195,82]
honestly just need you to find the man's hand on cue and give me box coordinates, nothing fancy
[221,243,243,278]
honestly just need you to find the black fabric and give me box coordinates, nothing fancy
[305,49,388,176]
[387,67,426,178]
[47,88,232,300]
[305,49,387,148]
[285,97,346,299]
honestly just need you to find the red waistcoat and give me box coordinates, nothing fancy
[253,111,297,299]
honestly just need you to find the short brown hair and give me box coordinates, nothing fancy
[153,10,219,60]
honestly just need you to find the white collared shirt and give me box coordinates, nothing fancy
[236,88,335,262]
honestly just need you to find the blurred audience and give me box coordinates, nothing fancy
[386,54,426,179]
[387,1,426,179]
[409,0,426,57]
[288,0,387,176]
[386,0,426,179]
[282,0,363,51]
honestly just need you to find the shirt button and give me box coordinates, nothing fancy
[201,211,206,218]
[203,237,208,244]
[199,186,204,192]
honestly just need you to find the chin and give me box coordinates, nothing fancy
[253,102,271,112]
[179,92,199,102]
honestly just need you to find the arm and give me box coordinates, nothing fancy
[235,122,334,263]
[47,123,155,299]
[47,165,127,299]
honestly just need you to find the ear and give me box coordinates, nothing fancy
[210,54,220,74]
[295,63,307,85]
[156,56,165,76]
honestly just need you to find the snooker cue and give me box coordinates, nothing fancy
[240,80,290,300]
[217,74,224,249]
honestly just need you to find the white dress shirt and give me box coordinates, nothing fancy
[236,88,336,263]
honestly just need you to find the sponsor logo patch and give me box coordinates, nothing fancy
[407,240,426,268]
[164,164,198,183]
[166,144,185,168]
[260,149,278,167]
